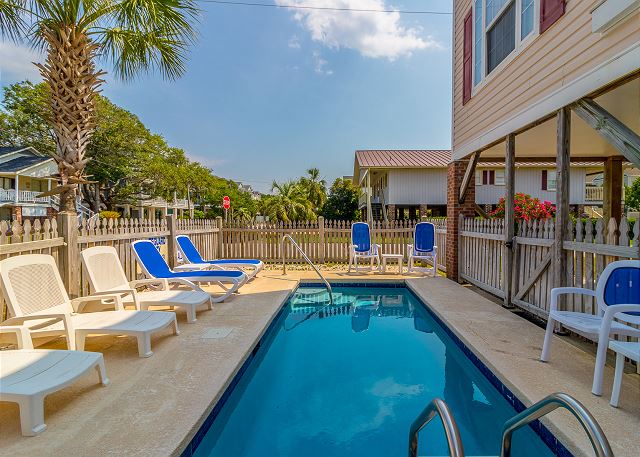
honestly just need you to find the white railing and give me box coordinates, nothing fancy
[137,197,190,209]
[0,189,51,204]
[585,187,603,202]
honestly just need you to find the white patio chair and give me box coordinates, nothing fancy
[608,340,639,407]
[0,326,108,436]
[81,246,213,323]
[540,260,640,396]
[0,254,179,358]
[176,235,264,280]
[348,222,380,273]
[407,222,438,277]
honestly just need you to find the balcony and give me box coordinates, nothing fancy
[584,186,625,203]
[0,189,52,205]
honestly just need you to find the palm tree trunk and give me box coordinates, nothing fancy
[36,25,105,213]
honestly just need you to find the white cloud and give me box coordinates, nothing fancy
[313,51,333,75]
[0,42,43,84]
[276,0,440,60]
[288,35,301,49]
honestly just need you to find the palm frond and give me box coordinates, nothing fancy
[0,0,28,41]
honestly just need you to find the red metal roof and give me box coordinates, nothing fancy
[355,150,451,168]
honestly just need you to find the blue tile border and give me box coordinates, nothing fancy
[182,282,570,457]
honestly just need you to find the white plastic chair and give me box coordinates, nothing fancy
[81,246,213,323]
[0,326,108,436]
[407,222,438,276]
[348,222,380,273]
[0,254,179,358]
[608,340,639,407]
[541,260,640,396]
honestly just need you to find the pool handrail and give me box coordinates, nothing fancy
[500,392,613,457]
[408,397,464,457]
[281,235,333,305]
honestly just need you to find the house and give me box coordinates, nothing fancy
[353,149,632,221]
[0,146,57,222]
[115,193,192,220]
[446,0,639,279]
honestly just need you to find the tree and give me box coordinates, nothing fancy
[625,178,640,212]
[0,0,198,211]
[320,178,360,221]
[263,181,314,222]
[299,167,327,211]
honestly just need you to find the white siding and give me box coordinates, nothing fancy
[476,168,587,205]
[388,169,447,205]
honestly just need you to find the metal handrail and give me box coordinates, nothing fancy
[500,393,613,457]
[408,398,465,457]
[281,235,333,305]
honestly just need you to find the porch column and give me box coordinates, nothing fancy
[14,174,19,204]
[603,156,623,223]
[446,159,476,281]
[554,107,571,291]
[503,134,516,308]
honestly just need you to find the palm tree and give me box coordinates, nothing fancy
[300,167,327,210]
[266,180,314,222]
[0,1,198,211]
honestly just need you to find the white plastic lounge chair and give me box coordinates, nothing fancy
[131,240,247,302]
[81,246,213,323]
[407,222,438,277]
[176,235,264,280]
[609,340,639,407]
[0,326,108,436]
[348,222,380,273]
[541,260,640,396]
[0,254,179,358]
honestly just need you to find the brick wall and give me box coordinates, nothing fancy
[386,204,396,220]
[446,160,476,281]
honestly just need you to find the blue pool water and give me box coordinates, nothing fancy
[192,286,557,457]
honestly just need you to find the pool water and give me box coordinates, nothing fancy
[192,286,556,457]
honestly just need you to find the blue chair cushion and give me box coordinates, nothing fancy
[177,236,205,263]
[603,266,640,316]
[414,222,435,253]
[352,223,371,253]
[163,270,245,279]
[209,259,262,265]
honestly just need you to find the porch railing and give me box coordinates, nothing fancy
[0,189,52,204]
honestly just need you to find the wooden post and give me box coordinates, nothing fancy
[57,212,79,298]
[166,214,177,269]
[554,107,571,291]
[503,134,516,308]
[603,156,623,224]
[216,216,224,259]
[318,216,325,264]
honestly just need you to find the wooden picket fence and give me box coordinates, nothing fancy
[460,215,640,320]
[222,217,447,270]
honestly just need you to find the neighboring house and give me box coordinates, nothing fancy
[115,193,192,220]
[0,146,57,222]
[353,150,626,221]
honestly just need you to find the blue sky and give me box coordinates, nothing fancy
[0,0,452,193]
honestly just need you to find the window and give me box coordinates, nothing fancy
[473,0,483,86]
[0,177,15,190]
[487,2,516,73]
[542,170,557,191]
[476,169,504,185]
[521,0,535,39]
[30,179,47,192]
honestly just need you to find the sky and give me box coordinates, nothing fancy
[0,0,453,193]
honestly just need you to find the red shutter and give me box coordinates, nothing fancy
[542,170,548,190]
[540,0,565,33]
[462,9,473,105]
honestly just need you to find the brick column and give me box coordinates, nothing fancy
[11,206,22,223]
[446,160,476,282]
[386,204,396,220]
[46,207,58,219]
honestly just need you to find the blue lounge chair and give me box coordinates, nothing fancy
[348,222,380,273]
[132,240,247,303]
[407,222,437,277]
[175,235,264,280]
[541,260,640,397]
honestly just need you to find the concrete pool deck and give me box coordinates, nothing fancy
[0,271,638,456]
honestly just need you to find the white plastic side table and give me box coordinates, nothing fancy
[381,254,404,274]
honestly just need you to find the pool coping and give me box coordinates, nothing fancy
[179,279,572,457]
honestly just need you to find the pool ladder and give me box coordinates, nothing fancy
[281,235,334,305]
[408,392,613,457]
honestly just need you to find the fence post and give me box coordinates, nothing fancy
[503,133,516,308]
[318,216,325,264]
[166,214,177,268]
[216,216,224,259]
[57,212,80,298]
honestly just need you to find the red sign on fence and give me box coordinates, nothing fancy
[222,196,231,210]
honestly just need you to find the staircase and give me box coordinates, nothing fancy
[50,196,96,222]
[371,203,384,221]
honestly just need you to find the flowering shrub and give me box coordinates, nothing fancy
[99,210,121,219]
[489,193,555,221]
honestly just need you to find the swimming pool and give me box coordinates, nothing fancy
[189,285,559,457]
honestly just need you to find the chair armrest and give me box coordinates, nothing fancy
[72,294,124,312]
[550,287,596,312]
[129,278,169,290]
[0,325,34,349]
[3,313,75,348]
[607,304,640,324]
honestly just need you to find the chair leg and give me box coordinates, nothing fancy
[75,332,86,351]
[137,333,153,358]
[540,317,555,362]
[172,316,180,335]
[432,254,437,277]
[19,395,46,436]
[186,305,197,323]
[609,352,625,407]
[95,357,110,386]
[592,336,610,396]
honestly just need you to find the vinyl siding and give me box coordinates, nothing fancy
[452,0,640,155]
[388,169,448,205]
